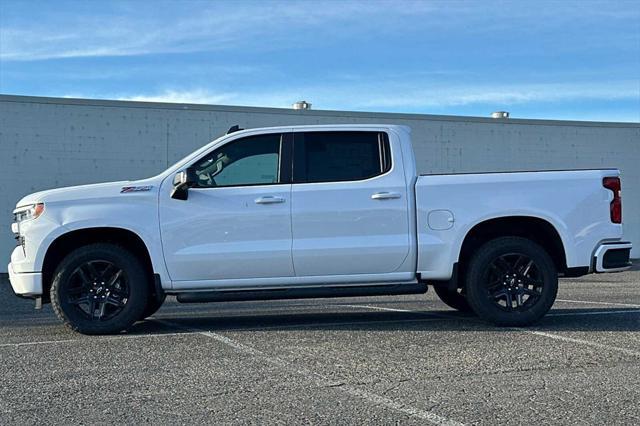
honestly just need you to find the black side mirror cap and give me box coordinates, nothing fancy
[170,167,198,200]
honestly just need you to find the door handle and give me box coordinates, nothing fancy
[255,196,285,204]
[371,192,402,200]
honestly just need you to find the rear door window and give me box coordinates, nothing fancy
[293,131,390,183]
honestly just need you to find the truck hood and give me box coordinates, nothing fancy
[15,178,160,208]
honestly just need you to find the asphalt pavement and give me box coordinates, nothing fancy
[1,269,639,425]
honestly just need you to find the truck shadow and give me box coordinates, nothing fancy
[2,306,638,336]
[1,276,638,334]
[134,306,640,334]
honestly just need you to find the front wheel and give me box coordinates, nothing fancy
[50,243,149,335]
[465,237,558,326]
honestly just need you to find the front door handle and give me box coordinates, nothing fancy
[371,191,402,200]
[255,196,285,205]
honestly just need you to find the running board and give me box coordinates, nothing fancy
[175,283,428,304]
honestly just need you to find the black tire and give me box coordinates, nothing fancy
[433,285,473,312]
[141,294,166,319]
[465,237,558,327]
[50,243,149,335]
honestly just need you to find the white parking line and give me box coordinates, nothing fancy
[337,304,413,313]
[524,330,640,357]
[557,299,640,308]
[547,309,640,317]
[0,331,200,349]
[154,318,465,426]
[335,303,467,321]
[340,302,640,319]
[340,302,640,358]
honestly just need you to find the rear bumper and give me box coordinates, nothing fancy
[7,263,42,297]
[593,242,632,273]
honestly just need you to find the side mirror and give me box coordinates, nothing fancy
[170,167,198,200]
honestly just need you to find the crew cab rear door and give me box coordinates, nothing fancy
[290,130,410,277]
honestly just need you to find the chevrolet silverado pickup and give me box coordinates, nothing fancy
[8,124,632,334]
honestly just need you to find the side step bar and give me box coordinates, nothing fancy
[176,283,428,304]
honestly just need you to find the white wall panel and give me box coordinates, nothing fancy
[1,95,638,273]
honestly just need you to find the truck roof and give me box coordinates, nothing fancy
[228,123,411,136]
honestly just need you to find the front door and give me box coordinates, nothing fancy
[159,131,294,285]
[291,130,410,277]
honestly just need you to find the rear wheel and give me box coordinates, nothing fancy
[433,285,472,312]
[50,243,149,335]
[465,237,558,326]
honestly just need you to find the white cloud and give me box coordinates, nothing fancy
[81,79,638,114]
[119,89,237,105]
[0,1,438,61]
[4,1,637,62]
[351,81,640,109]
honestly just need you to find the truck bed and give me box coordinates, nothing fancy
[414,169,622,279]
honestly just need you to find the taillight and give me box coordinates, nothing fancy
[603,177,622,224]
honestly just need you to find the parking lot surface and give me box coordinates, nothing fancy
[1,270,639,425]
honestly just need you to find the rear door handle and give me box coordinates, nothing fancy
[371,191,402,200]
[255,196,285,204]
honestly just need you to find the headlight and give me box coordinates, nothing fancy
[13,203,45,223]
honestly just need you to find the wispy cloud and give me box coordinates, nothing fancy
[4,0,638,122]
[3,1,637,62]
[81,79,639,112]
[0,1,438,61]
[351,81,640,109]
[119,89,237,105]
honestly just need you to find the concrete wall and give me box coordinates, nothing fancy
[1,94,638,273]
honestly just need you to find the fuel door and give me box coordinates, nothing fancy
[427,209,455,230]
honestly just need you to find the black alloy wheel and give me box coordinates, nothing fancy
[485,253,543,312]
[64,260,130,321]
[50,243,149,335]
[465,237,558,326]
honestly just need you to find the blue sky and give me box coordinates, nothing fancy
[1,0,639,122]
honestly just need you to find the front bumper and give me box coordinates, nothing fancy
[593,242,632,273]
[7,263,42,297]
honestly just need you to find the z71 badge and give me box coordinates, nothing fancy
[120,185,153,193]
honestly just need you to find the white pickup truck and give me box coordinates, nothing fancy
[9,124,632,334]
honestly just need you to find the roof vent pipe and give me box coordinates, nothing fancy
[491,111,509,119]
[293,100,312,110]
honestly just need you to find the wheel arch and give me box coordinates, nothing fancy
[42,227,156,302]
[458,216,569,276]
